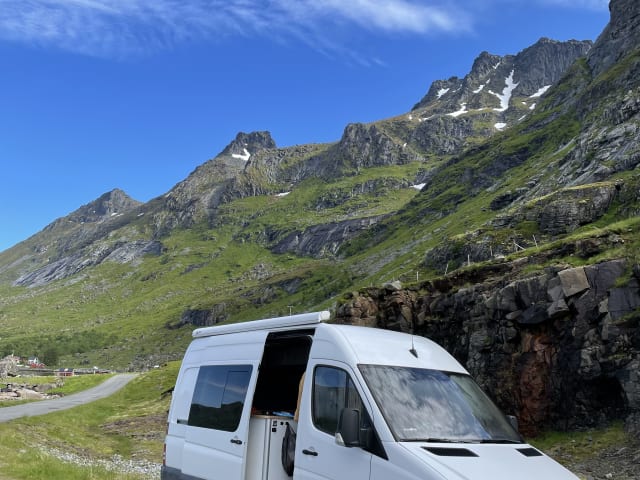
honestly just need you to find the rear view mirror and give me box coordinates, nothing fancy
[336,408,361,447]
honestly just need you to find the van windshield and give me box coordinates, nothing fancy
[359,365,521,443]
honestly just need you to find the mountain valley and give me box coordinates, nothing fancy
[1,0,640,444]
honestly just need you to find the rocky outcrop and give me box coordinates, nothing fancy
[491,181,622,233]
[336,258,640,436]
[587,0,640,78]
[0,355,19,379]
[167,304,228,329]
[63,189,141,225]
[13,240,163,288]
[270,215,387,258]
[217,131,276,158]
[326,123,418,172]
[413,38,592,111]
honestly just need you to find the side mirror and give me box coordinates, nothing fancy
[336,408,361,448]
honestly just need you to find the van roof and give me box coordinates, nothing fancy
[192,310,331,338]
[321,324,467,373]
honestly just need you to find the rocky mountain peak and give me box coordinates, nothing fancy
[512,37,592,95]
[218,131,276,162]
[412,38,592,112]
[66,188,141,224]
[468,51,503,81]
[587,0,640,77]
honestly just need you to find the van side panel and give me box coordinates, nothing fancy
[165,367,198,472]
[164,330,268,480]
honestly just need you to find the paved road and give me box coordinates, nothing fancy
[0,373,137,423]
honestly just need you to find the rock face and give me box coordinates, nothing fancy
[270,216,387,258]
[0,355,19,379]
[336,258,640,436]
[491,181,623,234]
[63,189,141,225]
[413,38,592,111]
[587,0,640,77]
[14,240,163,288]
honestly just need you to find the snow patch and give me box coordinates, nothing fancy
[276,192,290,197]
[447,103,468,117]
[473,84,485,94]
[518,115,527,121]
[530,85,551,98]
[232,148,251,161]
[437,88,450,99]
[493,61,501,70]
[412,183,426,191]
[489,70,518,112]
[494,122,507,131]
[408,114,413,121]
[529,103,536,110]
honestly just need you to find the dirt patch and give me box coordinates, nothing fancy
[101,414,166,441]
[550,438,640,479]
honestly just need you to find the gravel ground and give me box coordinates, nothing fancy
[43,442,640,480]
[42,446,160,479]
[40,421,640,480]
[548,439,640,480]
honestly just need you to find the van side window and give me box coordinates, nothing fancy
[312,366,367,436]
[188,365,253,432]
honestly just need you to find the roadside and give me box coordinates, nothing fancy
[0,374,136,423]
[533,422,640,480]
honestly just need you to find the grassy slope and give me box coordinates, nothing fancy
[0,365,177,480]
[0,165,423,367]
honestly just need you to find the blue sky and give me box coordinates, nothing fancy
[0,0,609,253]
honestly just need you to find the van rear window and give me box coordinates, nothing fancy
[188,365,253,431]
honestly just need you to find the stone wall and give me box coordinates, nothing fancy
[335,259,640,436]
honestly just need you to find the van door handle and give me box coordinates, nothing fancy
[230,437,243,445]
[302,448,318,456]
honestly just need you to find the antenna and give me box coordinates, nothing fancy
[409,327,418,358]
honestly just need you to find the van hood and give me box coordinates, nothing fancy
[399,442,579,480]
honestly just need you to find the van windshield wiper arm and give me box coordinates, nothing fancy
[417,438,475,443]
[409,437,522,444]
[477,438,523,444]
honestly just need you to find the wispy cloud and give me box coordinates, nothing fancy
[0,0,608,59]
[0,0,470,58]
[537,0,608,10]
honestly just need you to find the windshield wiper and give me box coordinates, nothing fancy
[421,438,475,443]
[409,437,522,444]
[477,438,523,444]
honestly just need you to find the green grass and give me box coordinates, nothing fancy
[0,364,179,480]
[49,374,115,395]
[530,422,628,464]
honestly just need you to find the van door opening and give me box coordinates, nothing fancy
[245,330,313,479]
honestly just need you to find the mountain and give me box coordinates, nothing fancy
[1,0,639,437]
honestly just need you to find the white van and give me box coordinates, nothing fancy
[162,311,578,480]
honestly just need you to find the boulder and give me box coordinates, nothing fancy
[558,267,590,297]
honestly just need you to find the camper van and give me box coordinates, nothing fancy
[162,311,578,480]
